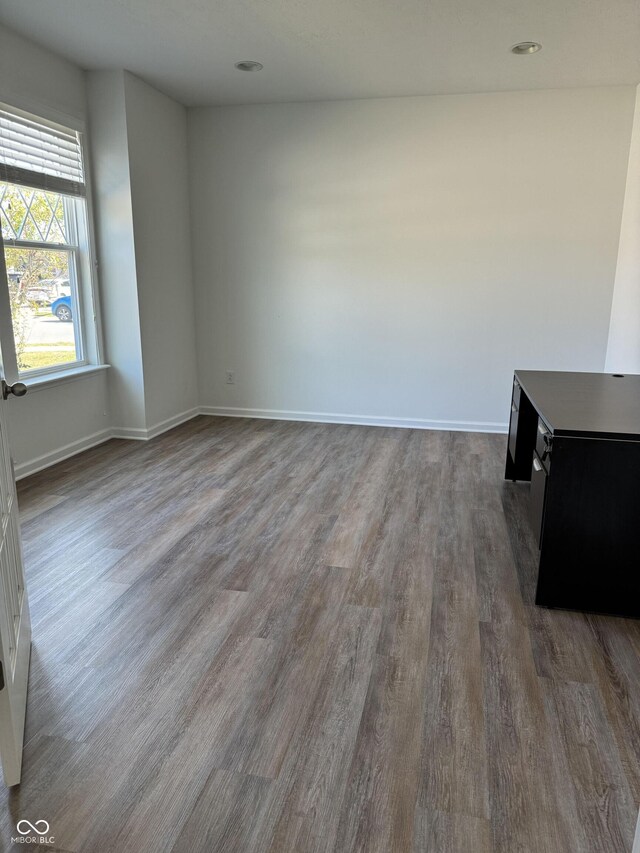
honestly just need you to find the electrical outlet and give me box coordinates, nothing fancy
[225,371,235,385]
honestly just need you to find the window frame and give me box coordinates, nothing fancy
[0,99,104,385]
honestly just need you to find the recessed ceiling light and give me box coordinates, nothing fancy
[234,60,264,72]
[511,42,542,55]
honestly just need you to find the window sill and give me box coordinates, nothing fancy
[21,363,110,392]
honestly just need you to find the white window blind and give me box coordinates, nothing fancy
[0,107,85,197]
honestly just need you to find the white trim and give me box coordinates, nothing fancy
[14,429,111,480]
[14,408,200,479]
[80,125,107,368]
[0,98,104,383]
[111,408,200,441]
[632,806,640,853]
[13,405,506,481]
[21,363,109,392]
[108,425,149,441]
[198,406,508,434]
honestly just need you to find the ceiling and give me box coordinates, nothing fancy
[0,0,639,106]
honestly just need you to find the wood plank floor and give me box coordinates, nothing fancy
[1,416,639,852]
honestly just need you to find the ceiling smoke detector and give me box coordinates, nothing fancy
[235,60,264,72]
[511,42,542,54]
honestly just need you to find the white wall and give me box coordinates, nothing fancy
[0,25,637,473]
[1,56,198,472]
[87,70,147,432]
[189,87,635,429]
[87,70,198,436]
[0,25,85,123]
[6,374,109,476]
[123,72,198,428]
[606,84,640,374]
[0,25,111,471]
[1,33,197,469]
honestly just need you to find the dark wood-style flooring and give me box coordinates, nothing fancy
[1,416,639,852]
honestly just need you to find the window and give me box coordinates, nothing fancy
[0,105,99,379]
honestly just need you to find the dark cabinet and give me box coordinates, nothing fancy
[528,452,547,548]
[505,370,640,618]
[535,419,552,464]
[508,402,518,462]
[504,379,538,482]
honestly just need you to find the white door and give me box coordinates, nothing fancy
[0,242,31,787]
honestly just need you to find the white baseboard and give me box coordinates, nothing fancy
[14,429,112,480]
[15,405,506,480]
[16,408,200,479]
[108,426,149,441]
[111,408,200,441]
[199,405,508,434]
